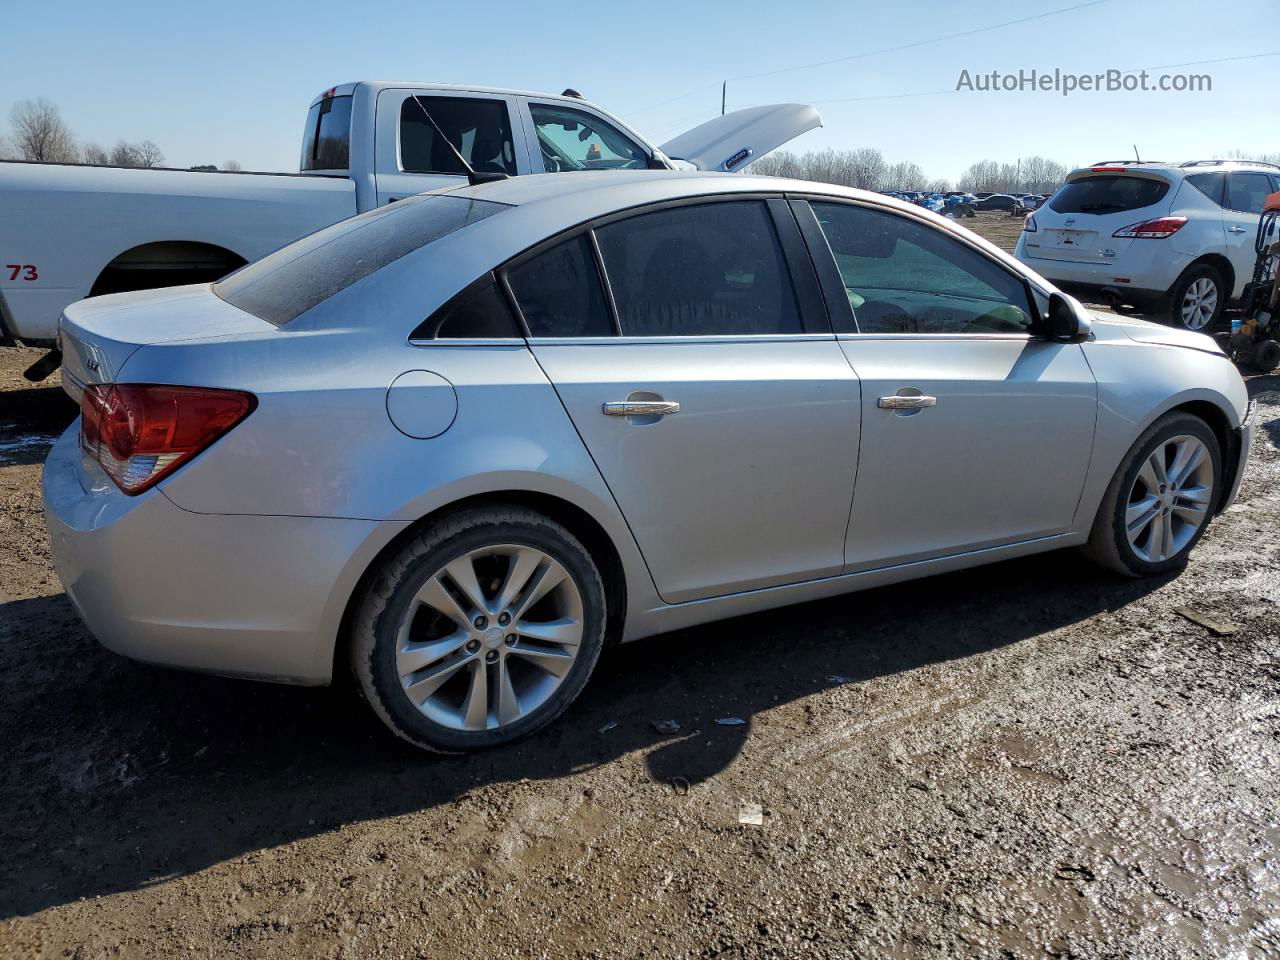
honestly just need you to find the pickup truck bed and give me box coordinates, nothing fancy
[0,161,355,346]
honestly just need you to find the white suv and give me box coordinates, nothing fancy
[1015,160,1280,330]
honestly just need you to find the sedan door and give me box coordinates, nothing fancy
[506,198,862,604]
[794,199,1097,571]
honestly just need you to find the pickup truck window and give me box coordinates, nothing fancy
[401,97,516,176]
[214,195,507,326]
[302,95,353,171]
[529,104,648,173]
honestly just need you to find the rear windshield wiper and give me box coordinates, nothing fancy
[1078,203,1125,212]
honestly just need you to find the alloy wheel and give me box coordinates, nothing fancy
[393,544,585,731]
[1180,277,1219,330]
[1124,434,1215,563]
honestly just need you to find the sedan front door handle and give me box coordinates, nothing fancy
[877,394,937,410]
[603,400,680,417]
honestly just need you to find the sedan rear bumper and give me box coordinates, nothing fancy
[43,426,393,685]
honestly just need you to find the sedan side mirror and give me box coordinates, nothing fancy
[1038,292,1092,343]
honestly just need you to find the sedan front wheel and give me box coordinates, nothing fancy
[1083,412,1221,577]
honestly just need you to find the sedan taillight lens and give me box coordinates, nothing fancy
[81,384,256,495]
[1113,216,1187,239]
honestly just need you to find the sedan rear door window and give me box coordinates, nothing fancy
[594,201,804,336]
[506,235,615,337]
[810,202,1035,334]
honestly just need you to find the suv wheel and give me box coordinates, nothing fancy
[1164,264,1225,331]
[350,506,607,752]
[1082,412,1221,577]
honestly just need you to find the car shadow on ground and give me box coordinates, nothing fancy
[0,547,1167,919]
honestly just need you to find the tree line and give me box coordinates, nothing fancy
[748,148,1071,194]
[0,98,240,171]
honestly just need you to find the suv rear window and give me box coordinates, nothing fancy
[1048,175,1169,215]
[302,95,353,171]
[215,195,506,326]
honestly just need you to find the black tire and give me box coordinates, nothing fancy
[1081,412,1222,577]
[1255,339,1280,372]
[1161,264,1226,332]
[349,505,607,753]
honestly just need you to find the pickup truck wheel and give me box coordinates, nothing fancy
[1163,265,1224,331]
[1082,412,1221,578]
[350,506,606,753]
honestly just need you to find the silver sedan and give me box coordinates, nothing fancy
[45,171,1253,751]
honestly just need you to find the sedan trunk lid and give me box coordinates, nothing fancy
[59,284,276,403]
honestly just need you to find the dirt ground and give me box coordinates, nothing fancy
[2,290,1279,957]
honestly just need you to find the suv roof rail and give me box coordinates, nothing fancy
[1088,160,1164,166]
[1179,159,1280,170]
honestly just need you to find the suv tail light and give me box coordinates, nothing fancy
[1113,216,1187,239]
[1023,213,1037,233]
[81,384,256,495]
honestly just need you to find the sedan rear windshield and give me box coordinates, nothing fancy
[1049,175,1169,215]
[215,195,506,326]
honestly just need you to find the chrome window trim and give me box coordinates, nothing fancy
[835,332,1034,342]
[523,333,838,346]
[407,337,528,348]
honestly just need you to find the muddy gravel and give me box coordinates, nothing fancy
[1,334,1278,958]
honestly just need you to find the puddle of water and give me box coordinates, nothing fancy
[0,429,58,465]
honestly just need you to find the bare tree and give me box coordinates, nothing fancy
[847,148,887,191]
[135,140,164,168]
[81,142,110,165]
[222,159,243,172]
[10,98,78,163]
[108,140,142,167]
[0,134,16,160]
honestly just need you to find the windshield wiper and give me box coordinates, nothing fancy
[1078,203,1124,212]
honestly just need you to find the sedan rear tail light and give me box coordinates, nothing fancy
[1113,216,1187,239]
[81,384,256,495]
[1023,213,1037,233]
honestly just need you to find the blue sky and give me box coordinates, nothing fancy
[2,0,1275,181]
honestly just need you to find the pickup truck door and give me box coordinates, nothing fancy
[373,89,532,206]
[515,99,821,175]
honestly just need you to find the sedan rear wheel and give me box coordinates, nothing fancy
[351,506,606,752]
[1083,412,1221,577]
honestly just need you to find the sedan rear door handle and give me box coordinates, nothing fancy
[603,400,680,417]
[878,394,937,410]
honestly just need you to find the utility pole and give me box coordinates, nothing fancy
[721,81,726,116]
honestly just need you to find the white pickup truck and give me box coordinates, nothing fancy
[0,81,819,365]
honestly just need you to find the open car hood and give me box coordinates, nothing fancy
[659,104,822,173]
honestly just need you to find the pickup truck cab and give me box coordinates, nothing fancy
[0,81,819,350]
